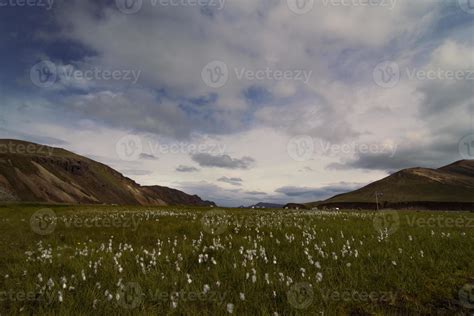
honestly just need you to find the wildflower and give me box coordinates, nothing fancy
[240,293,245,301]
[47,278,55,289]
[316,272,323,282]
[227,303,234,314]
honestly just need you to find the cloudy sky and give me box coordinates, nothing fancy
[0,0,473,206]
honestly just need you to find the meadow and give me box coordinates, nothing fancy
[0,204,472,315]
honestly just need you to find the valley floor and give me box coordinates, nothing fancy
[0,205,473,315]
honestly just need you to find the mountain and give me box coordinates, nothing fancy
[0,139,215,207]
[248,202,284,209]
[308,160,474,210]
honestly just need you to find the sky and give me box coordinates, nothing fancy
[0,0,473,206]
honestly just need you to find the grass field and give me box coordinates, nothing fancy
[0,205,473,315]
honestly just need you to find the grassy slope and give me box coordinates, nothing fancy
[309,161,474,207]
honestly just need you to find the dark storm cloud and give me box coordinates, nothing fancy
[275,182,364,200]
[217,176,243,186]
[140,153,158,160]
[176,165,200,172]
[191,153,255,169]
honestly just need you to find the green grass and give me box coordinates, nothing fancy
[0,205,473,315]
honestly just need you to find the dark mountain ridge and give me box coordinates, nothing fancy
[0,139,215,207]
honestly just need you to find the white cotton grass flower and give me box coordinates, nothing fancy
[227,303,234,314]
[47,278,55,289]
[203,284,210,294]
[240,293,245,301]
[316,272,323,282]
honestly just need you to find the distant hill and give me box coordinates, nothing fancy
[308,160,474,210]
[248,202,284,209]
[0,139,215,207]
